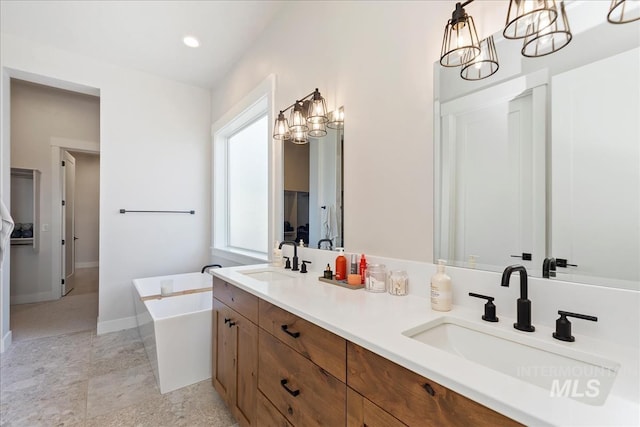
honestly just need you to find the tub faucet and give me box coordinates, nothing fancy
[279,241,299,271]
[317,238,333,250]
[501,265,535,332]
[201,264,222,273]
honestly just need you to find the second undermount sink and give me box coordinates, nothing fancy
[239,268,299,282]
[402,317,619,406]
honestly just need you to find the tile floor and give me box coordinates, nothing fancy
[1,268,237,426]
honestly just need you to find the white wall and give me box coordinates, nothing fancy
[9,80,100,303]
[0,33,212,337]
[71,151,100,268]
[210,1,505,262]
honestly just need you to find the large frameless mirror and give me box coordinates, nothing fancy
[283,110,343,250]
[434,3,639,290]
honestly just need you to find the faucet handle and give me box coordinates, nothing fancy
[300,260,312,273]
[553,310,598,342]
[283,256,291,269]
[468,293,499,322]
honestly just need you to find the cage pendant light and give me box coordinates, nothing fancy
[273,111,291,140]
[327,106,344,130]
[522,1,572,57]
[291,129,308,145]
[440,2,481,67]
[308,121,328,138]
[289,102,309,133]
[460,36,499,80]
[307,89,329,124]
[504,0,558,39]
[608,0,640,23]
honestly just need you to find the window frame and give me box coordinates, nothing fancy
[211,75,280,264]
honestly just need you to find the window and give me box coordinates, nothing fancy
[212,76,275,263]
[227,115,268,252]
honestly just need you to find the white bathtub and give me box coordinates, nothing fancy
[132,272,213,394]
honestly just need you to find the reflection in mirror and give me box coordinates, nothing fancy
[283,117,343,250]
[434,3,639,290]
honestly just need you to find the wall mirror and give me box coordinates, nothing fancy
[434,3,639,290]
[283,113,343,250]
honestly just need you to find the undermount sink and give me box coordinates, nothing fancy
[239,268,298,282]
[403,317,619,406]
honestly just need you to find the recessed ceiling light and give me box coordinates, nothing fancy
[183,36,200,48]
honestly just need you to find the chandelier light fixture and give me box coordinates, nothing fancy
[273,88,338,144]
[439,0,632,81]
[607,0,640,23]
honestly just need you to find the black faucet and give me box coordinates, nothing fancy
[542,257,557,278]
[201,264,222,273]
[279,241,299,271]
[317,238,333,250]
[501,265,535,332]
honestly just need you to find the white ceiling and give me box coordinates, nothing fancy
[0,1,286,90]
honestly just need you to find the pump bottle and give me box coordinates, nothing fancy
[431,259,452,311]
[335,248,347,280]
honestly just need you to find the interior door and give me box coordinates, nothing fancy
[61,151,76,296]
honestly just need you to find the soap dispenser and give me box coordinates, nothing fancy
[431,260,452,311]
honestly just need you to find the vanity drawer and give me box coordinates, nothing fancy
[258,329,346,427]
[347,342,522,427]
[213,277,258,323]
[259,299,346,382]
[256,391,293,427]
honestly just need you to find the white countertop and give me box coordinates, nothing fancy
[211,264,640,427]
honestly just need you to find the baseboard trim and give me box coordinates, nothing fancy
[11,291,57,305]
[76,261,99,269]
[97,315,137,335]
[1,330,12,353]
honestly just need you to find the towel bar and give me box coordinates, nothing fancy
[119,209,195,214]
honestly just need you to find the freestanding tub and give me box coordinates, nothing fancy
[132,272,212,394]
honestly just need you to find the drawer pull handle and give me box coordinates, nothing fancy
[281,324,301,338]
[423,383,435,396]
[228,320,236,327]
[224,317,230,324]
[280,379,300,397]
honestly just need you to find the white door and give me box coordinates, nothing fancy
[61,151,76,296]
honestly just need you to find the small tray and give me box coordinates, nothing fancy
[318,276,364,290]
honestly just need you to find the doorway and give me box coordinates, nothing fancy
[7,78,100,342]
[62,150,76,295]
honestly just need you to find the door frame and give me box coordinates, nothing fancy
[50,137,99,298]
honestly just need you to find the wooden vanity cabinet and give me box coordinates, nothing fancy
[212,278,259,427]
[213,279,520,427]
[347,342,522,427]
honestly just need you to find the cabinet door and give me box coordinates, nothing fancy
[234,312,258,426]
[347,387,406,427]
[213,299,236,405]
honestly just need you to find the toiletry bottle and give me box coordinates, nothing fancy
[273,241,283,267]
[350,254,358,274]
[335,248,347,280]
[299,239,305,247]
[359,254,367,284]
[324,264,333,279]
[431,259,452,311]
